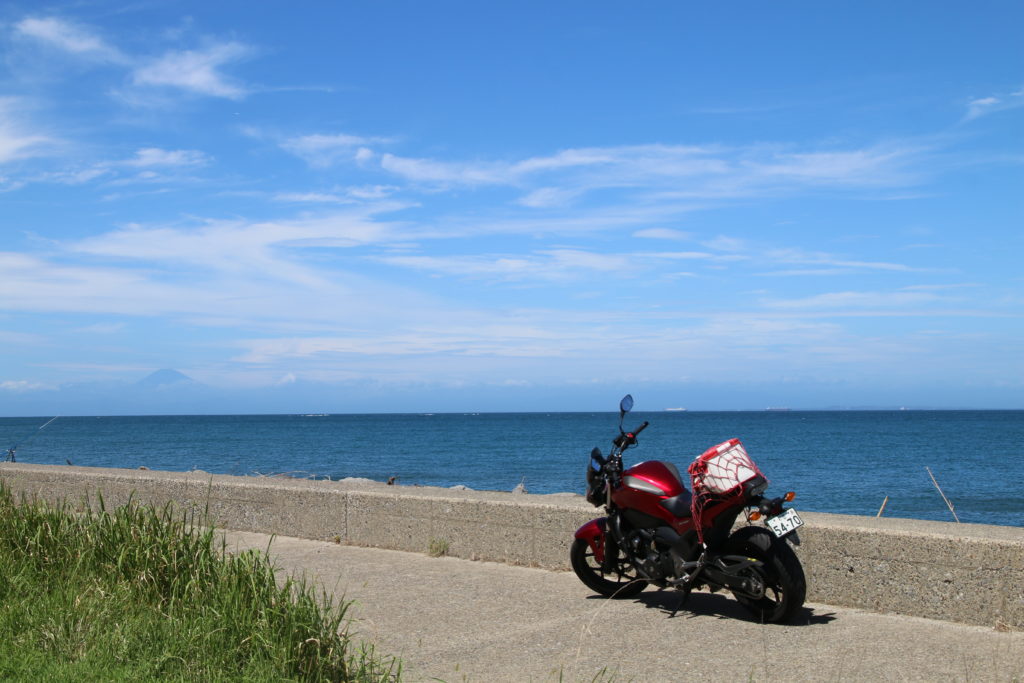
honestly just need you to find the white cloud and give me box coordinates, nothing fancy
[74,322,126,334]
[15,15,258,104]
[633,228,693,241]
[763,248,921,273]
[23,147,209,188]
[964,88,1024,121]
[0,216,435,336]
[642,251,719,261]
[132,42,251,99]
[373,141,927,207]
[0,98,55,164]
[346,184,399,200]
[273,192,352,204]
[40,167,110,184]
[272,185,399,203]
[512,148,617,174]
[0,207,439,336]
[518,187,582,208]
[69,209,401,279]
[378,144,728,190]
[702,236,746,252]
[14,16,126,64]
[231,316,591,365]
[281,133,391,167]
[375,248,659,282]
[374,254,540,279]
[379,153,511,185]
[542,249,635,272]
[0,379,49,392]
[121,148,209,167]
[902,283,979,291]
[742,146,921,187]
[762,290,945,310]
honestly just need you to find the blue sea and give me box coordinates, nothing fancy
[2,411,1022,527]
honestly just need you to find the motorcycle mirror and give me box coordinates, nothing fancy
[618,394,634,432]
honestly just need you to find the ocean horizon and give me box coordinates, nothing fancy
[4,409,1022,527]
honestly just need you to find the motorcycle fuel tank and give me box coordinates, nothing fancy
[621,460,686,497]
[613,460,688,525]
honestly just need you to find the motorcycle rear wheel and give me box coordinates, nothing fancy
[723,526,806,624]
[570,538,647,599]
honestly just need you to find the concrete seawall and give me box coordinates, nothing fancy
[2,462,1022,628]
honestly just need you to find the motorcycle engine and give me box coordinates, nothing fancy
[627,530,669,582]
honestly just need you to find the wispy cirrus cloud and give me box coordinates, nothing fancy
[231,327,572,364]
[271,185,399,203]
[963,87,1024,121]
[761,289,948,310]
[365,141,929,208]
[13,15,254,102]
[131,42,252,99]
[0,379,50,392]
[120,147,210,168]
[369,235,925,287]
[14,16,126,64]
[0,207,428,330]
[757,248,927,276]
[280,133,392,167]
[0,97,55,164]
[740,145,922,187]
[517,187,585,208]
[377,144,724,189]
[273,191,353,204]
[633,228,693,241]
[374,247,740,283]
[29,147,210,187]
[371,250,629,282]
[378,153,511,185]
[69,207,404,274]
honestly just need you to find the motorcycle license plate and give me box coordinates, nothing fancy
[766,508,804,537]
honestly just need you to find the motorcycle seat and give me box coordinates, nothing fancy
[660,489,693,518]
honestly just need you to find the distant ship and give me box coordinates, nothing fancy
[764,407,791,412]
[664,407,687,412]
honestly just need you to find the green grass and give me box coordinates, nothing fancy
[0,483,400,681]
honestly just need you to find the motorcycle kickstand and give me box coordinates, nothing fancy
[669,585,692,617]
[668,550,708,616]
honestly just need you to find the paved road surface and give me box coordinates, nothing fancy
[225,531,1024,682]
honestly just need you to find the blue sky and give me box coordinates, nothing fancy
[1,1,1021,414]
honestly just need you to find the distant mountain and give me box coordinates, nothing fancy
[135,369,195,388]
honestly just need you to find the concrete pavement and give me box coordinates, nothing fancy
[225,530,1024,682]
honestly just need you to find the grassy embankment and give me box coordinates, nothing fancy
[0,483,400,681]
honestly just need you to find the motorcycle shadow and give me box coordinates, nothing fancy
[625,589,836,626]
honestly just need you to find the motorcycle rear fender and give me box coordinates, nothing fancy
[574,517,607,564]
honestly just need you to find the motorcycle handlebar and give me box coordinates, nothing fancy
[615,421,650,449]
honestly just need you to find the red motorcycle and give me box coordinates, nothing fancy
[571,395,806,623]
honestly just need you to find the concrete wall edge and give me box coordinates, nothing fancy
[2,462,1021,628]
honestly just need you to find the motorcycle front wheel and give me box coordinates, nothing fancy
[570,538,647,599]
[723,526,806,624]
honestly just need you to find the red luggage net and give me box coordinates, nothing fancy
[687,438,765,545]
